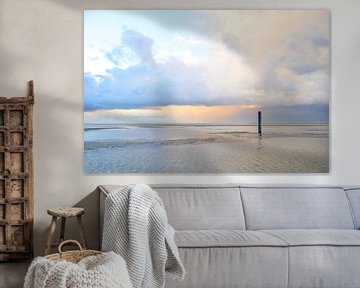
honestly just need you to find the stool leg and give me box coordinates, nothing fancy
[45,216,57,255]
[77,215,87,249]
[60,217,66,243]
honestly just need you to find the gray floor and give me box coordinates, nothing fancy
[0,261,30,288]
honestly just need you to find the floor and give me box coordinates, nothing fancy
[0,261,30,288]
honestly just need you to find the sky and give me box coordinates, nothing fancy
[84,10,330,124]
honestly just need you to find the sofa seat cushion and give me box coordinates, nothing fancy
[260,230,360,288]
[175,230,288,248]
[166,246,289,288]
[262,229,360,246]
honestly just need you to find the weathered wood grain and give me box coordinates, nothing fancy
[0,81,34,261]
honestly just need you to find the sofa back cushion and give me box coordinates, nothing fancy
[154,186,246,230]
[345,188,360,229]
[240,187,355,230]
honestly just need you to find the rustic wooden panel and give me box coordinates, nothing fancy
[0,226,4,245]
[0,132,4,146]
[9,110,23,126]
[11,180,24,198]
[10,132,23,146]
[0,153,4,172]
[0,181,4,198]
[0,81,34,261]
[0,204,4,219]
[0,245,26,252]
[10,152,24,173]
[10,204,24,221]
[0,110,4,126]
[11,226,24,246]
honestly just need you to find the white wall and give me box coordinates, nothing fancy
[0,0,359,256]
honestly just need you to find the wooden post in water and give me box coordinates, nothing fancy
[258,111,262,135]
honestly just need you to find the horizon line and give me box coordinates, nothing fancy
[84,122,329,126]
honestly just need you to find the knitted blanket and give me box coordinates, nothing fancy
[24,251,132,288]
[102,184,185,288]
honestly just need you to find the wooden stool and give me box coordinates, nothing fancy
[45,207,87,255]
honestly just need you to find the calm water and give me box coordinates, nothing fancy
[84,124,329,173]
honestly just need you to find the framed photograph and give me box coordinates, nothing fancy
[84,10,329,173]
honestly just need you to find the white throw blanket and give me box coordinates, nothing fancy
[24,252,132,288]
[102,184,185,288]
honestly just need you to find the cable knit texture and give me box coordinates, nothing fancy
[23,251,133,288]
[102,184,185,288]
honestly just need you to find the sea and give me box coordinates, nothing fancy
[84,124,329,173]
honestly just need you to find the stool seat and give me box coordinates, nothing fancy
[47,207,85,217]
[45,207,87,255]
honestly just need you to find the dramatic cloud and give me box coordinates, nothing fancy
[84,10,329,124]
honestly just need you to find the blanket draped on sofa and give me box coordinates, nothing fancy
[102,184,185,288]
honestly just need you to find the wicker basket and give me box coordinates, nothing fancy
[45,240,102,263]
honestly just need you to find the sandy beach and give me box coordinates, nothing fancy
[83,124,329,173]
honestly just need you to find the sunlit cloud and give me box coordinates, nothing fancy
[85,104,259,124]
[84,10,329,124]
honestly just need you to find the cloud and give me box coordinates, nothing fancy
[84,103,328,124]
[84,10,330,123]
[121,29,155,65]
[85,27,259,110]
[208,10,330,106]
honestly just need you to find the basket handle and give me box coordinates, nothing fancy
[58,240,83,255]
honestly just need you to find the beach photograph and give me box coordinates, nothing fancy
[84,10,330,173]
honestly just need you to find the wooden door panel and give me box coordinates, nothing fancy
[10,204,24,221]
[0,204,4,219]
[0,82,34,261]
[0,226,5,245]
[0,153,4,172]
[0,110,4,126]
[10,152,24,174]
[0,180,4,198]
[0,132,4,146]
[10,132,24,146]
[11,180,24,198]
[9,110,24,127]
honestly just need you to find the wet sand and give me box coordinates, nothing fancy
[84,125,329,173]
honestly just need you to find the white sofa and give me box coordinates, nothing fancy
[99,185,360,288]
